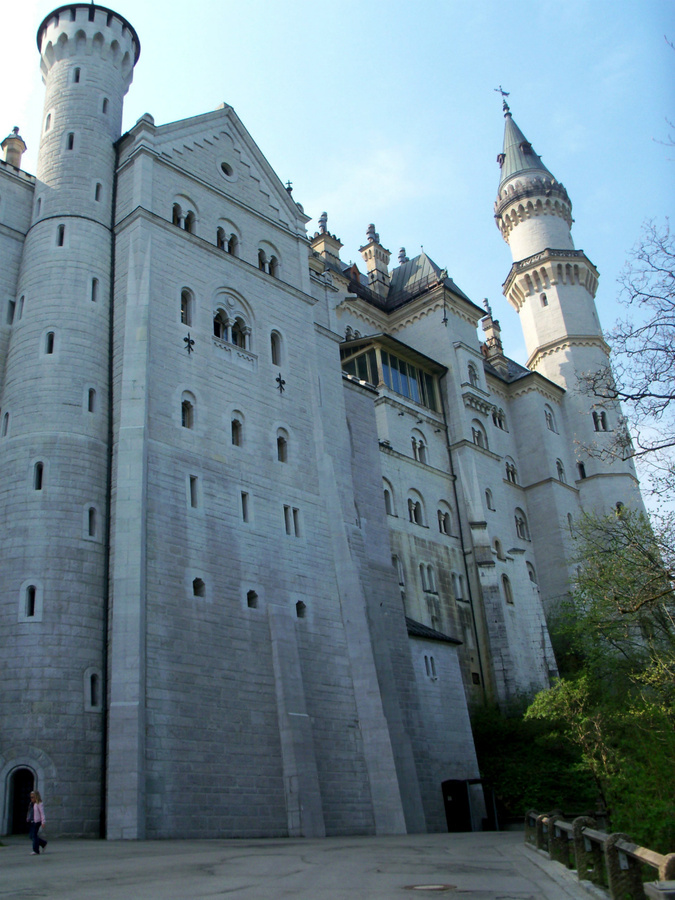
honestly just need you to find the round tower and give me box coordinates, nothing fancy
[0,5,139,837]
[493,100,642,512]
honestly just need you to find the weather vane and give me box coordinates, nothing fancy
[494,85,511,113]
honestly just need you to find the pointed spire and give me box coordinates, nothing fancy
[496,105,554,189]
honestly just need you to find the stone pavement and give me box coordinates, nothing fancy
[0,830,599,899]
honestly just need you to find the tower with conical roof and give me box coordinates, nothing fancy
[494,100,642,513]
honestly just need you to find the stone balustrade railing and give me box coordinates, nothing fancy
[525,810,675,899]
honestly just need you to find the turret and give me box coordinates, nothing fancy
[0,4,139,837]
[359,223,391,297]
[493,100,642,515]
[1,127,27,168]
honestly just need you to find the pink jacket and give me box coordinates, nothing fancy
[31,802,46,825]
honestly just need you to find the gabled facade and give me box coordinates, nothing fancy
[0,4,642,840]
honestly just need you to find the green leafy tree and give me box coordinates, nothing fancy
[525,510,675,851]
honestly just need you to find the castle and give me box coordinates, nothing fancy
[0,4,643,839]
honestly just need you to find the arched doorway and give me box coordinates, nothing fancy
[9,768,34,834]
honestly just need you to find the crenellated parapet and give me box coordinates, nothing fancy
[503,248,599,311]
[37,4,140,89]
[494,176,572,241]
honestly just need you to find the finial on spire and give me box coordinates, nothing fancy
[318,211,328,234]
[366,223,380,244]
[494,85,511,115]
[483,297,493,317]
[398,247,409,264]
[285,180,293,194]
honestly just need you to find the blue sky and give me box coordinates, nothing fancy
[4,1,674,363]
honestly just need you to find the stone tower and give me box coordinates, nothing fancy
[494,100,641,512]
[0,4,139,835]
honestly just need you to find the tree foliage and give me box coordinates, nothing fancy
[583,221,675,492]
[525,510,675,852]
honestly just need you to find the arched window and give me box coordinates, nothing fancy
[505,459,518,484]
[213,310,228,340]
[184,211,195,234]
[494,539,503,560]
[540,292,548,307]
[392,555,405,586]
[485,488,495,510]
[247,590,258,609]
[34,462,44,491]
[268,256,279,278]
[451,572,464,601]
[172,203,182,227]
[526,562,538,584]
[468,363,479,387]
[383,480,395,516]
[471,420,488,450]
[544,405,557,432]
[231,318,247,348]
[25,585,37,617]
[66,132,75,150]
[411,429,428,464]
[420,564,436,593]
[556,459,566,483]
[258,249,267,271]
[270,331,282,366]
[231,414,243,446]
[180,289,193,327]
[502,574,514,604]
[277,429,288,462]
[227,233,238,256]
[296,600,306,619]
[88,388,96,412]
[492,408,506,430]
[407,494,425,526]
[45,331,55,354]
[438,509,451,535]
[592,410,608,432]
[45,113,52,132]
[181,392,195,429]
[192,578,205,598]
[514,508,530,540]
[216,227,226,250]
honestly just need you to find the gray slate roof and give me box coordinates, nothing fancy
[406,617,462,645]
[498,111,554,189]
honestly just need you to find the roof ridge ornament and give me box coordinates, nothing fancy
[494,85,511,116]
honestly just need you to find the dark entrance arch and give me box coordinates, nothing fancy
[9,768,34,834]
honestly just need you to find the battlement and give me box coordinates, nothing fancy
[37,4,140,81]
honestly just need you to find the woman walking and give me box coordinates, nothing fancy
[27,790,47,855]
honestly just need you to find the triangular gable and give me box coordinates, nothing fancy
[149,105,308,230]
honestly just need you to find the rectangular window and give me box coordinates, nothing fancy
[189,476,199,508]
[292,507,300,537]
[284,504,292,535]
[241,491,249,522]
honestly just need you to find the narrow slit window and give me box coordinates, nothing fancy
[88,507,97,537]
[66,132,75,150]
[241,491,249,522]
[34,462,44,491]
[73,67,81,83]
[180,290,193,326]
[231,418,242,446]
[189,476,199,508]
[45,332,55,354]
[295,600,306,619]
[192,578,205,598]
[91,278,99,302]
[57,224,65,246]
[277,434,288,462]
[102,98,109,114]
[88,388,96,412]
[95,183,102,202]
[284,504,292,535]
[7,299,16,324]
[18,296,24,319]
[25,585,37,618]
[247,590,258,609]
[292,507,300,537]
[2,412,8,436]
[89,673,99,708]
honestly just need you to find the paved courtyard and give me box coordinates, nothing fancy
[0,830,601,899]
